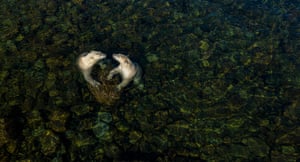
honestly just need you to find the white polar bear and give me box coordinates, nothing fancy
[107,53,142,91]
[77,50,106,87]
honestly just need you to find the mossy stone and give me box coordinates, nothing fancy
[146,53,159,63]
[199,40,210,51]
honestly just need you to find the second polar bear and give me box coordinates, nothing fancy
[107,53,142,91]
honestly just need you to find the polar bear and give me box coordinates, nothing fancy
[107,53,142,91]
[77,50,106,87]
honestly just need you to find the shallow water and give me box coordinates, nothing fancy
[0,0,299,161]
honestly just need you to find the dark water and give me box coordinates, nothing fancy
[0,0,299,161]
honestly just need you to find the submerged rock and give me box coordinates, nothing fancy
[48,110,69,133]
[0,119,9,147]
[87,66,121,106]
[93,121,111,141]
[92,111,113,141]
[40,130,60,156]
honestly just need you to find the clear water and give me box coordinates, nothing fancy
[0,0,299,161]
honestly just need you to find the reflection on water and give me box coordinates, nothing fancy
[0,0,299,161]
